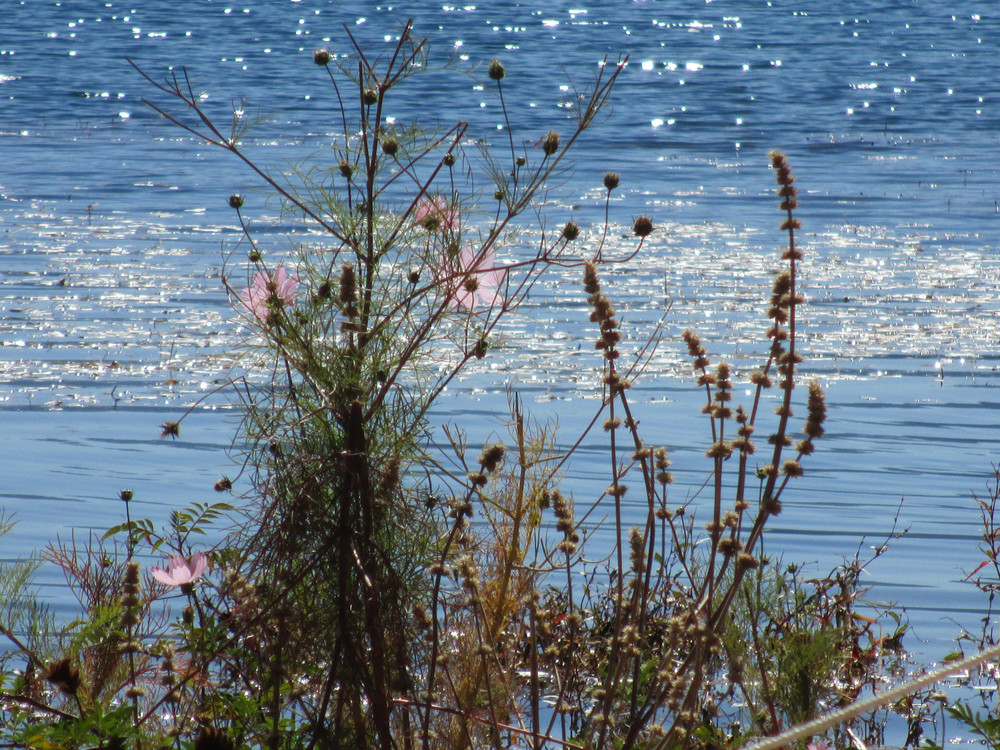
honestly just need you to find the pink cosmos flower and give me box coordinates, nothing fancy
[451,246,505,312]
[414,196,458,232]
[239,266,299,321]
[151,552,209,587]
[807,742,830,750]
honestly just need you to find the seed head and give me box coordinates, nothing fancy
[541,131,561,156]
[313,48,332,66]
[603,172,620,191]
[562,221,580,241]
[488,58,506,81]
[478,442,506,473]
[473,337,488,359]
[632,215,654,238]
[782,459,803,477]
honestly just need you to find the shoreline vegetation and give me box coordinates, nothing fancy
[2,22,999,750]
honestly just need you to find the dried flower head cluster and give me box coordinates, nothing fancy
[584,261,623,370]
[549,489,578,555]
[122,560,142,629]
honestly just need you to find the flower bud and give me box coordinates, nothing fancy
[407,267,421,284]
[339,160,354,179]
[488,58,506,81]
[313,48,331,66]
[248,250,261,263]
[228,194,244,209]
[214,477,232,492]
[603,172,620,191]
[363,88,378,106]
[381,137,399,156]
[515,156,526,167]
[541,131,560,156]
[632,215,654,238]
[119,489,134,502]
[494,189,505,201]
[562,221,580,241]
[443,153,457,167]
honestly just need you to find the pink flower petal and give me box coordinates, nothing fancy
[188,551,209,580]
[239,267,299,321]
[415,196,458,232]
[150,552,209,587]
[451,248,505,311]
[151,567,179,586]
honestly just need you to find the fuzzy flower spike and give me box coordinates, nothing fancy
[239,266,299,321]
[151,552,209,587]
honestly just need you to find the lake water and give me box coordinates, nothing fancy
[3,0,1000,667]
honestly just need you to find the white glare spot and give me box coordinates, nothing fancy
[651,118,664,128]
[641,60,654,71]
